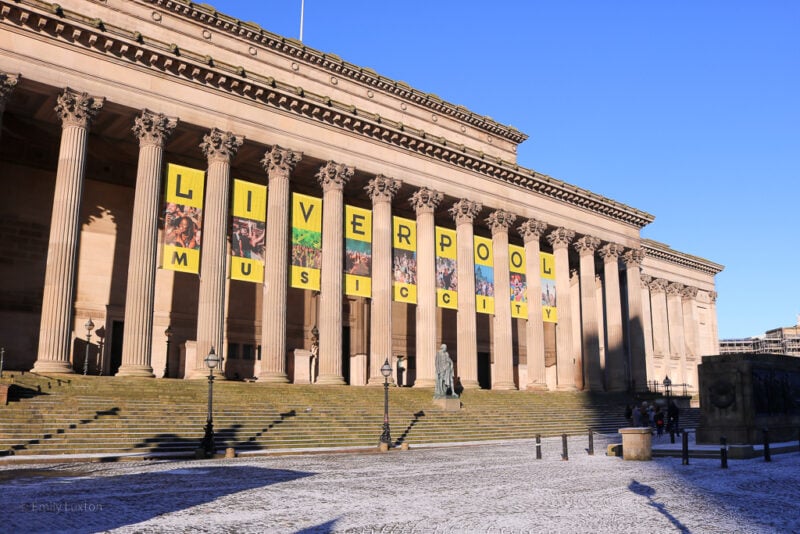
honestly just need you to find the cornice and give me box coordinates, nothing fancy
[1,0,655,229]
[642,239,724,276]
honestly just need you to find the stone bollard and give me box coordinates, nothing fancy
[225,447,236,459]
[619,428,652,461]
[400,442,409,451]
[379,442,389,453]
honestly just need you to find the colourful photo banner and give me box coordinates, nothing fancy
[230,179,267,283]
[435,226,458,309]
[345,204,372,297]
[509,244,527,319]
[162,163,205,274]
[392,216,417,304]
[291,192,322,290]
[474,235,494,315]
[541,251,557,323]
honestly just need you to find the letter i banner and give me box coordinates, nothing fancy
[344,205,372,297]
[474,235,495,314]
[540,251,558,323]
[392,216,417,303]
[435,226,457,309]
[509,244,528,319]
[230,179,267,283]
[162,163,205,274]
[290,192,322,290]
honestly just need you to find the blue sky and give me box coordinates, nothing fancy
[207,1,799,339]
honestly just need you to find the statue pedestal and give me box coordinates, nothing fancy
[434,397,461,411]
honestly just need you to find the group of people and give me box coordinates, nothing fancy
[165,203,202,250]
[625,400,680,435]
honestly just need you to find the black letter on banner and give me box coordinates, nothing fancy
[438,233,452,253]
[442,293,451,304]
[174,174,193,200]
[350,213,366,236]
[396,224,411,245]
[511,250,524,270]
[542,257,553,276]
[514,304,521,314]
[400,287,409,298]
[171,251,188,266]
[301,271,309,284]
[246,190,252,214]
[354,279,360,291]
[476,243,490,261]
[300,202,315,223]
[545,308,552,318]
[480,298,487,310]
[240,263,252,276]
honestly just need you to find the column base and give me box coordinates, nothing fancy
[556,384,578,391]
[184,369,227,380]
[525,383,550,391]
[492,381,517,391]
[460,379,481,389]
[367,376,389,386]
[31,361,75,374]
[115,365,155,378]
[257,372,290,384]
[315,374,346,385]
[413,378,435,388]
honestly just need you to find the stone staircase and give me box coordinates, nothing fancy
[0,373,700,458]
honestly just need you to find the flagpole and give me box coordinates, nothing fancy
[299,0,305,42]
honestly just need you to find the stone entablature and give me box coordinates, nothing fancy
[642,239,723,276]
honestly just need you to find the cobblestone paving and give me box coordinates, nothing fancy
[3,435,799,533]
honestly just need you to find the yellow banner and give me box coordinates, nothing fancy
[232,179,267,221]
[230,179,267,283]
[541,251,557,323]
[392,216,417,303]
[162,164,205,274]
[435,226,457,309]
[474,235,494,315]
[291,192,322,290]
[509,244,528,319]
[345,205,372,297]
[231,257,264,283]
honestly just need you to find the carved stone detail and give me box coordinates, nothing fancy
[132,109,177,147]
[366,175,401,203]
[649,278,669,293]
[410,187,443,214]
[261,145,302,179]
[622,248,645,267]
[315,160,354,192]
[640,274,652,289]
[681,286,698,300]
[708,291,718,303]
[517,218,547,243]
[486,210,516,234]
[573,235,601,255]
[55,88,104,129]
[598,243,623,262]
[667,282,685,296]
[0,72,20,109]
[200,127,243,163]
[449,199,482,225]
[547,227,575,249]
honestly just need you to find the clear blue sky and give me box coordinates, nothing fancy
[208,1,799,339]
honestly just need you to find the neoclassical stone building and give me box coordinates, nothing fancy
[0,0,722,392]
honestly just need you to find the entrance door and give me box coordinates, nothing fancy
[478,351,491,389]
[109,320,124,376]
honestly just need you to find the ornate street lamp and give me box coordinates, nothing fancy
[200,346,220,458]
[380,358,392,446]
[83,317,95,375]
[163,325,173,378]
[663,375,672,401]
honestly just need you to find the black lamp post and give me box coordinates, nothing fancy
[380,358,392,446]
[200,346,220,458]
[164,325,173,378]
[663,375,672,402]
[83,317,94,376]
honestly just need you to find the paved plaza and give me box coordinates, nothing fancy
[2,434,799,533]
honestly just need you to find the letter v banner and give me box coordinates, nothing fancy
[290,192,322,290]
[161,163,205,274]
[230,179,267,283]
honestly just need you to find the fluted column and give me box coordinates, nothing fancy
[666,282,686,383]
[0,73,20,140]
[708,291,720,354]
[189,128,243,378]
[622,249,647,391]
[547,228,576,390]
[32,89,104,374]
[648,278,670,379]
[449,199,482,389]
[518,219,548,390]
[366,176,401,385]
[316,161,353,385]
[117,110,177,377]
[640,274,655,382]
[411,188,443,388]
[259,146,302,382]
[574,236,602,391]
[681,285,699,388]
[598,243,625,391]
[488,210,516,390]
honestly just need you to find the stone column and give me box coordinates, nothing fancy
[0,73,20,140]
[259,146,302,382]
[117,110,177,377]
[574,236,602,391]
[518,219,548,390]
[488,210,517,390]
[449,199,482,389]
[190,128,243,378]
[648,278,670,379]
[666,282,686,383]
[316,161,353,385]
[32,89,104,374]
[366,175,401,385]
[640,274,655,382]
[622,249,647,391]
[708,291,720,354]
[547,228,576,390]
[411,188,443,388]
[599,243,625,391]
[681,285,699,388]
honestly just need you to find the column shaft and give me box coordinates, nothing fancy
[600,244,626,391]
[575,236,602,391]
[666,283,686,383]
[519,219,548,390]
[623,250,647,391]
[648,278,669,380]
[489,211,516,390]
[548,228,576,390]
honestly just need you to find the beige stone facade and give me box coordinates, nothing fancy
[0,0,723,392]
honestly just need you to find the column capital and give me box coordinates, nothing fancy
[640,274,652,289]
[449,199,482,225]
[316,160,354,192]
[487,210,516,235]
[681,285,698,300]
[622,248,645,267]
[201,127,244,163]
[573,235,601,256]
[517,218,547,243]
[366,175,402,204]
[261,145,302,179]
[598,243,623,262]
[708,290,718,303]
[410,187,443,215]
[649,278,669,293]
[56,88,104,129]
[132,109,177,147]
[666,282,685,296]
[547,227,575,250]
[0,72,20,106]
